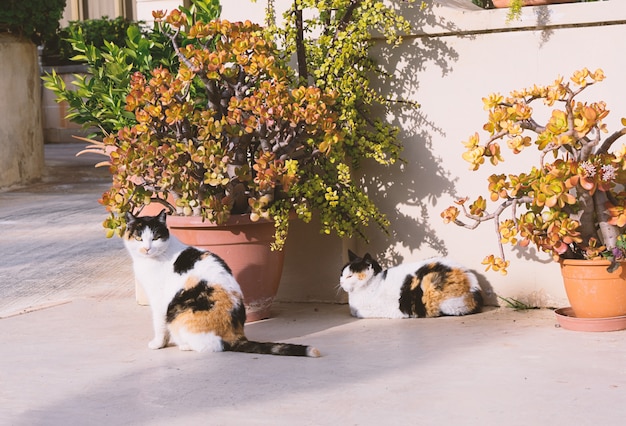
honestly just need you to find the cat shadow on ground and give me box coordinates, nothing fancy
[471,269,499,307]
[244,303,357,343]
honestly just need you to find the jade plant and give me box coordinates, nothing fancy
[43,0,416,251]
[103,12,347,250]
[441,68,626,274]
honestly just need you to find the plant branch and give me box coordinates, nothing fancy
[597,127,626,154]
[294,5,308,83]
[160,24,223,114]
[455,196,534,261]
[594,190,620,249]
[333,0,361,44]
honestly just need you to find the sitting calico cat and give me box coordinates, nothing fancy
[339,250,483,319]
[124,210,320,357]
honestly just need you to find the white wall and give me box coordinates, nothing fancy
[226,0,626,308]
[359,0,626,308]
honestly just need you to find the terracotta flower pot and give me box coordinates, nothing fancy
[167,214,285,322]
[560,259,626,319]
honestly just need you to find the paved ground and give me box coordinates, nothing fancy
[1,144,626,425]
[0,144,133,318]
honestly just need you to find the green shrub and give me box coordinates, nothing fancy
[42,0,221,137]
[0,0,65,44]
[42,16,144,66]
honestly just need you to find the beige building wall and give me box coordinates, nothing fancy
[0,35,45,190]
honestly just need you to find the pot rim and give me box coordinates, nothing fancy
[166,213,272,228]
[559,258,620,267]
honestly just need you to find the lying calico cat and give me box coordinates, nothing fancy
[123,210,319,357]
[340,250,483,319]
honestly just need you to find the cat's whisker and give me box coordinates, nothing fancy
[334,283,345,297]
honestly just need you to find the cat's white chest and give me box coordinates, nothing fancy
[132,255,182,304]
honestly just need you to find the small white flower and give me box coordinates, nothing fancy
[580,161,596,177]
[601,164,617,181]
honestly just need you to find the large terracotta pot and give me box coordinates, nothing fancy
[167,214,285,322]
[560,259,626,318]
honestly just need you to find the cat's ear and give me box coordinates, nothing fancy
[125,211,137,224]
[157,209,168,224]
[363,253,383,274]
[348,249,359,262]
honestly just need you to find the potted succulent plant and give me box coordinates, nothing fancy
[441,67,626,321]
[43,0,414,320]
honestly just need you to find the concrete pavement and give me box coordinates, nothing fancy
[0,144,132,318]
[1,144,626,425]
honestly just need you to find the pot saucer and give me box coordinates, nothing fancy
[554,307,626,332]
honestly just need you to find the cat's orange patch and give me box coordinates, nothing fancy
[169,285,244,343]
[183,276,200,290]
[422,269,472,317]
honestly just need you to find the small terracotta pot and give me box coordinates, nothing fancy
[560,259,626,318]
[167,214,285,322]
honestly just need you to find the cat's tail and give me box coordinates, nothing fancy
[223,339,321,357]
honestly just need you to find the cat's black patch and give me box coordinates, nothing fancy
[415,262,452,290]
[173,248,233,275]
[345,252,383,276]
[231,301,246,329]
[174,247,206,274]
[470,291,484,315]
[125,211,170,240]
[166,280,215,323]
[399,274,426,317]
[223,340,311,357]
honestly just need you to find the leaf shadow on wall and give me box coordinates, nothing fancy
[357,3,465,268]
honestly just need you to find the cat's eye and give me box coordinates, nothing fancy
[134,235,143,241]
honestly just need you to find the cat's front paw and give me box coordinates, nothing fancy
[148,337,167,350]
[350,306,363,318]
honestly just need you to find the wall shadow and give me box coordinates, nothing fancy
[357,2,464,267]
